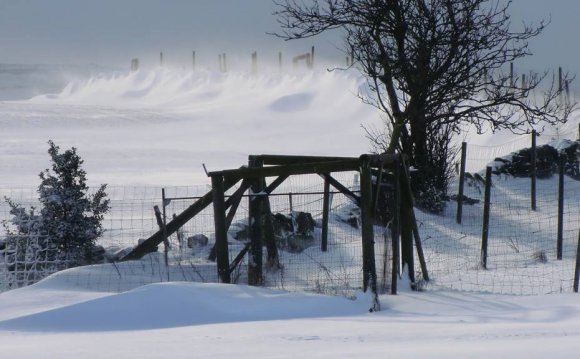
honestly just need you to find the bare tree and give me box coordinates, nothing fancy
[274,0,575,211]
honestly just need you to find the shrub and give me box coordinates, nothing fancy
[2,141,110,283]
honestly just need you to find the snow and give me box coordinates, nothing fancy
[1,280,580,358]
[1,66,580,357]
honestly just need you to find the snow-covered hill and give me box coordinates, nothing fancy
[1,67,579,358]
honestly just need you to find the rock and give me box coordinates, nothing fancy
[187,234,209,248]
[90,245,106,263]
[104,246,134,262]
[449,194,480,205]
[335,205,360,229]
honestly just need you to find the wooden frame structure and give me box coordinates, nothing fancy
[121,154,428,307]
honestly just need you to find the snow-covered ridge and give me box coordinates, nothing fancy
[28,68,369,111]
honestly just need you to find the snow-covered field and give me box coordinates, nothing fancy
[1,66,580,358]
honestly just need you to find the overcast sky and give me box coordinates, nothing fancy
[0,0,577,75]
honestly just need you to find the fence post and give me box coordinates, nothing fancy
[278,52,283,72]
[153,205,169,271]
[456,142,467,224]
[321,175,330,252]
[161,188,169,272]
[160,52,164,67]
[192,51,196,71]
[574,228,580,293]
[481,166,492,269]
[223,53,227,72]
[310,46,315,69]
[557,155,565,260]
[531,130,537,211]
[360,156,379,310]
[509,62,514,87]
[391,159,400,295]
[251,51,258,74]
[130,58,139,72]
[211,175,231,283]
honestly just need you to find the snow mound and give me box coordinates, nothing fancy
[0,282,368,332]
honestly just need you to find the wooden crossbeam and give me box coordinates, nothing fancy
[121,175,241,261]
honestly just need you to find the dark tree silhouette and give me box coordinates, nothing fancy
[274,0,575,211]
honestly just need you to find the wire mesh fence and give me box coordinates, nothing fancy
[1,155,579,297]
[0,173,375,297]
[418,178,580,294]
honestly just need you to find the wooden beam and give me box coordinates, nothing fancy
[318,173,360,206]
[210,159,360,180]
[253,153,400,168]
[121,176,240,261]
[226,180,250,230]
[254,154,357,165]
[264,175,289,195]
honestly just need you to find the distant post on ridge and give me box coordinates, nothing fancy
[251,51,258,74]
[130,58,139,72]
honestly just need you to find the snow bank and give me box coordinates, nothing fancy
[0,282,368,332]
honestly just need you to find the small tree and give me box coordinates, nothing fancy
[3,141,109,277]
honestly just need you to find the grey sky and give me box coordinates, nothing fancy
[0,0,577,75]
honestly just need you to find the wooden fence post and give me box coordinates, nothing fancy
[130,58,139,72]
[321,175,330,252]
[192,51,196,71]
[153,205,169,271]
[510,62,514,87]
[212,175,231,283]
[456,142,467,224]
[251,51,258,74]
[160,52,164,67]
[278,52,282,72]
[557,155,565,260]
[574,228,580,293]
[481,166,492,269]
[360,156,379,310]
[391,159,400,295]
[310,46,315,69]
[531,130,537,211]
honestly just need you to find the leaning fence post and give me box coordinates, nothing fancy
[557,155,565,260]
[456,142,467,224]
[531,130,537,211]
[481,166,492,269]
[574,228,580,293]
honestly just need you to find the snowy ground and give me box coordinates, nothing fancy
[1,68,580,358]
[0,280,579,358]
